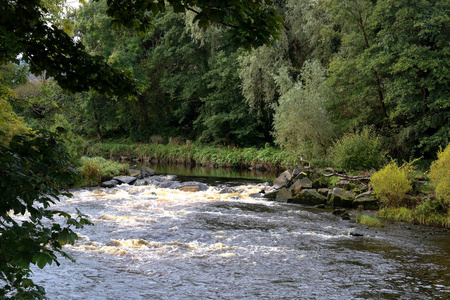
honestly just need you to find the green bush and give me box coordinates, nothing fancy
[371,162,412,207]
[429,143,450,208]
[77,157,128,186]
[332,127,385,170]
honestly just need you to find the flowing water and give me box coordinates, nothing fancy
[32,174,449,299]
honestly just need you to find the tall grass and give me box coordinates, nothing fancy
[83,141,301,170]
[76,156,129,187]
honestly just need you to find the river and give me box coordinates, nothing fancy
[32,171,449,299]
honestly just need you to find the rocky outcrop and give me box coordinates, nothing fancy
[265,169,380,210]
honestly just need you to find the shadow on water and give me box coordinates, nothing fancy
[136,161,277,185]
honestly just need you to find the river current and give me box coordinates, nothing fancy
[32,175,449,299]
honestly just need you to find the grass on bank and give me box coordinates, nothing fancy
[82,141,302,170]
[356,214,384,227]
[76,156,129,187]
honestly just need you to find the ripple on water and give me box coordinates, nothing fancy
[30,181,450,299]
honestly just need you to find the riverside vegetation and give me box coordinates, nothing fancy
[77,134,450,229]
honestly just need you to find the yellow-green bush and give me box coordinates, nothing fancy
[370,162,412,207]
[429,143,450,208]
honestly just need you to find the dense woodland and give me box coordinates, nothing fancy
[2,0,449,163]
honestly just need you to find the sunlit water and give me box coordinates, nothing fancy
[32,176,449,299]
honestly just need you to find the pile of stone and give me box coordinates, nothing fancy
[265,169,378,210]
[101,166,208,192]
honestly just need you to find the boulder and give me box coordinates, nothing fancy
[275,187,292,203]
[327,188,355,208]
[177,182,209,192]
[291,178,313,194]
[353,196,378,210]
[292,168,309,179]
[139,166,155,178]
[317,188,330,196]
[273,170,293,189]
[291,189,326,206]
[102,179,119,188]
[128,168,141,177]
[113,176,137,185]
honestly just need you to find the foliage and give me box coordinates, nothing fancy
[376,207,413,223]
[370,162,412,207]
[0,131,92,298]
[196,50,264,146]
[1,0,136,98]
[429,143,450,208]
[377,206,450,228]
[0,63,30,146]
[332,127,385,171]
[83,141,301,170]
[76,157,129,187]
[272,60,334,156]
[95,0,284,49]
[414,198,450,228]
[356,214,383,227]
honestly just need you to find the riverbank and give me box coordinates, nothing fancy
[82,141,300,171]
[74,153,449,229]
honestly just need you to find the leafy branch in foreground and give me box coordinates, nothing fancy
[0,131,92,299]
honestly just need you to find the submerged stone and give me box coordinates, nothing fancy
[177,182,209,192]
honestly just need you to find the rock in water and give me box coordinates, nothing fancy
[128,168,141,177]
[102,179,119,188]
[139,166,155,178]
[273,170,293,189]
[291,189,326,206]
[177,182,209,192]
[113,176,137,185]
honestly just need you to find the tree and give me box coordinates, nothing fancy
[272,60,334,156]
[196,50,265,146]
[0,131,91,298]
[1,0,283,99]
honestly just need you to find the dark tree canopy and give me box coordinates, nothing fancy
[1,0,283,98]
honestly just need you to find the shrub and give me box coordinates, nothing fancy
[371,162,412,207]
[332,127,385,171]
[429,143,450,208]
[77,157,128,186]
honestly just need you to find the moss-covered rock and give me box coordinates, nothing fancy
[275,187,292,202]
[353,196,378,210]
[291,189,326,206]
[327,188,355,208]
